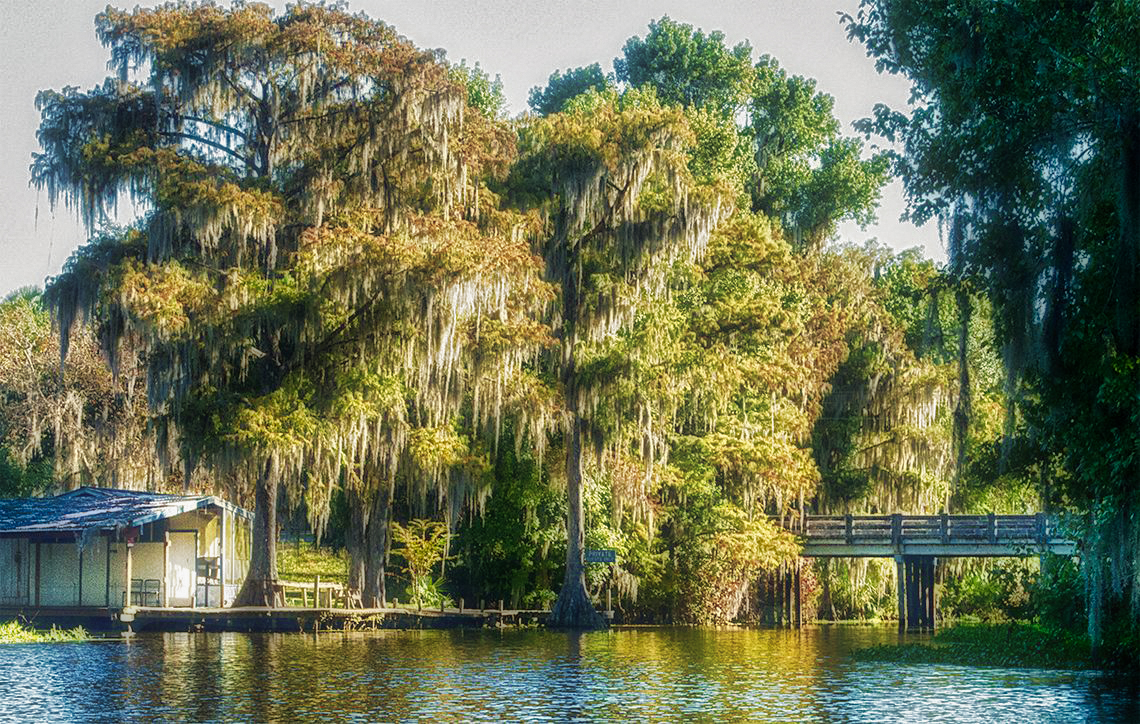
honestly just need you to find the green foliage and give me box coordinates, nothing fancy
[673,506,798,624]
[875,249,955,360]
[562,212,947,623]
[451,435,564,608]
[452,60,507,119]
[25,4,1075,633]
[0,620,88,644]
[614,17,888,246]
[856,623,1094,670]
[515,71,731,625]
[926,558,1085,630]
[848,0,1140,648]
[0,291,150,491]
[616,17,753,118]
[391,519,450,608]
[528,64,611,116]
[401,575,453,610]
[35,2,551,608]
[683,106,757,202]
[0,451,53,499]
[1032,556,1086,632]
[941,563,1034,622]
[748,58,888,246]
[817,559,896,621]
[276,541,348,585]
[809,245,957,515]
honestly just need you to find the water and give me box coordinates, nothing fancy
[0,626,1135,722]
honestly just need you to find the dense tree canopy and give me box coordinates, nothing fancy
[519,17,924,624]
[616,17,753,119]
[527,64,611,116]
[0,290,151,495]
[35,1,548,606]
[847,0,1140,654]
[24,5,1086,634]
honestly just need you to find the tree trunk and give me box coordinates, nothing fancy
[548,414,606,630]
[819,559,834,621]
[1087,518,1105,662]
[951,283,971,508]
[345,487,367,608]
[362,476,394,608]
[1115,115,1140,356]
[1044,214,1075,374]
[233,456,282,607]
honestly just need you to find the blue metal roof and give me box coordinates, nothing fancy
[0,487,253,535]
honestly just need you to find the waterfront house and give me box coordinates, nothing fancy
[0,487,252,613]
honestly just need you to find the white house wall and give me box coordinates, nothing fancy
[39,543,80,606]
[167,510,215,551]
[0,539,31,606]
[132,541,165,606]
[80,537,109,606]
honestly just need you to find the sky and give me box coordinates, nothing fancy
[0,0,944,297]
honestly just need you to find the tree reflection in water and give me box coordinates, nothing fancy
[0,627,1132,721]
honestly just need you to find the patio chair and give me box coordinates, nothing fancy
[143,579,161,607]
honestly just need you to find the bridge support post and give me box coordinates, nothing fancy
[794,559,802,628]
[895,555,906,630]
[760,563,803,627]
[774,565,784,626]
[906,558,918,629]
[771,567,779,626]
[772,568,780,625]
[927,557,936,628]
[900,555,936,631]
[783,563,793,626]
[769,569,776,625]
[759,570,771,625]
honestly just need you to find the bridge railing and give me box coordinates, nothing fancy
[802,513,1060,546]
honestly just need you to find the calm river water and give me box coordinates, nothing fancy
[0,626,1135,722]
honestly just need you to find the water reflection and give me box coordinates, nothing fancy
[0,626,1134,722]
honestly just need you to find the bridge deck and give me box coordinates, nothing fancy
[798,513,1076,558]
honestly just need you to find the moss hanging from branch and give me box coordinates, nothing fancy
[36,2,553,606]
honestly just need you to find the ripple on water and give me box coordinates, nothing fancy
[0,626,1134,722]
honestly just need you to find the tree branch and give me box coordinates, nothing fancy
[159,130,250,168]
[221,66,263,105]
[284,286,385,375]
[180,115,248,141]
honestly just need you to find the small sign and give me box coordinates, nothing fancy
[585,549,616,564]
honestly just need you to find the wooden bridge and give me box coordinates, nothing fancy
[765,513,1077,631]
[799,513,1075,558]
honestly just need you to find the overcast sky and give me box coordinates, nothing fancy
[0,0,943,296]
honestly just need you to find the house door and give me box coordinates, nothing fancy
[166,532,197,607]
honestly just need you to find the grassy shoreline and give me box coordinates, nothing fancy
[278,541,348,584]
[0,620,88,644]
[855,623,1094,670]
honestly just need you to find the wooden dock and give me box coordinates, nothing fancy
[129,604,550,633]
[2,603,550,634]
